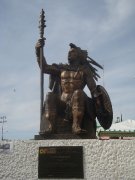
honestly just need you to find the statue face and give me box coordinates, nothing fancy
[68,48,78,63]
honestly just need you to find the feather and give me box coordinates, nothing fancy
[88,56,103,69]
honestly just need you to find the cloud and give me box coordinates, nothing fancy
[103,0,135,31]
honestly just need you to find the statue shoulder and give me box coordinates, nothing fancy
[58,63,69,70]
[51,63,66,69]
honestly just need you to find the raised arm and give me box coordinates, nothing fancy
[35,39,60,75]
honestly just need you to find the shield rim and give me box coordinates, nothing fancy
[96,85,113,129]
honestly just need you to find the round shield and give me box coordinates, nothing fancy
[96,85,113,129]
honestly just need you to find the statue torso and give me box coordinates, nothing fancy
[61,69,85,102]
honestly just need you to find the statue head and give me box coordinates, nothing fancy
[68,43,88,64]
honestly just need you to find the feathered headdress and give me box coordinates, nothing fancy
[69,43,103,81]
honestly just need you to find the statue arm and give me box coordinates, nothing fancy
[36,57,60,75]
[85,70,96,96]
[84,67,99,98]
[35,40,60,75]
[85,67,105,117]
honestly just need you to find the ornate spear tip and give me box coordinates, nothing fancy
[41,9,44,13]
[39,9,46,39]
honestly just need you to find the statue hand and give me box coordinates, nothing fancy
[35,38,45,58]
[35,38,45,48]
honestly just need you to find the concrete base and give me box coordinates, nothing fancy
[34,133,96,140]
[0,140,135,179]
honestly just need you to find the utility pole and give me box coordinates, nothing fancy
[0,116,7,140]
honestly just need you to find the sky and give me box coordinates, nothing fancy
[0,0,135,140]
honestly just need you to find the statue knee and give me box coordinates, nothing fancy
[71,90,85,108]
[72,110,84,121]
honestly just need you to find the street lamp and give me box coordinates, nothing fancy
[0,116,7,140]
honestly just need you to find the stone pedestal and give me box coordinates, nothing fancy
[34,133,96,140]
[0,140,135,179]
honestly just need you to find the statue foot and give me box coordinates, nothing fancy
[63,118,69,122]
[45,128,52,134]
[72,127,87,135]
[39,131,46,136]
[80,129,87,134]
[45,126,56,134]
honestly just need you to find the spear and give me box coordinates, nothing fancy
[38,9,46,131]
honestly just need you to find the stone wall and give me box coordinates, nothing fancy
[0,140,135,180]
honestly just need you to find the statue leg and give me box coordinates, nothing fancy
[71,90,86,134]
[43,92,58,133]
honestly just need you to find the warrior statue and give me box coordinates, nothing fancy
[35,10,113,139]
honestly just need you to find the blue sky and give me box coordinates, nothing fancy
[0,0,135,140]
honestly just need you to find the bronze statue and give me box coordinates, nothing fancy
[35,10,113,139]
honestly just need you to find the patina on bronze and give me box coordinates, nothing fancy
[35,9,113,139]
[38,146,84,179]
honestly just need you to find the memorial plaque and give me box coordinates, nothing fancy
[38,146,84,179]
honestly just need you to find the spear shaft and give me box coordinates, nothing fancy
[39,9,46,132]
